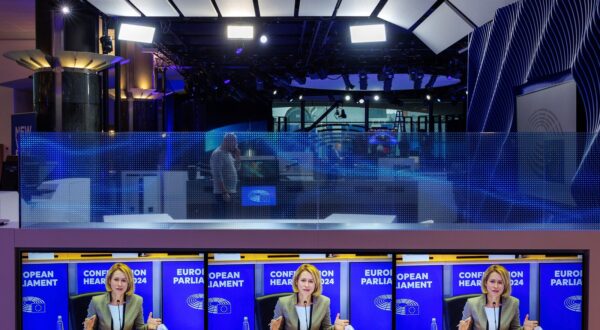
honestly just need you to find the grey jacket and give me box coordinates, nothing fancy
[273,294,334,330]
[461,295,523,330]
[86,292,148,330]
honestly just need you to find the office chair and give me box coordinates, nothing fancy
[443,293,480,330]
[255,292,291,330]
[69,291,104,330]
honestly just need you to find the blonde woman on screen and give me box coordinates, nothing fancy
[458,265,539,330]
[83,263,162,330]
[270,264,350,330]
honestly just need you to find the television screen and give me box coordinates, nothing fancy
[20,251,205,330]
[241,186,277,207]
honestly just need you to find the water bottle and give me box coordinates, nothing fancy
[430,317,438,330]
[242,316,250,330]
[56,315,64,330]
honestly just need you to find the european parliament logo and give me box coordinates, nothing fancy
[373,295,420,315]
[208,297,232,314]
[396,298,420,316]
[186,293,204,310]
[374,294,393,311]
[564,295,582,312]
[22,296,46,313]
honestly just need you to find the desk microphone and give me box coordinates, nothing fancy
[117,300,122,330]
[492,301,497,330]
[303,300,309,330]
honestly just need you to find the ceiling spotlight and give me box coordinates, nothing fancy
[358,98,365,104]
[289,98,294,102]
[61,6,70,14]
[273,90,278,95]
[436,98,442,103]
[235,47,244,55]
[426,94,431,101]
[299,95,303,100]
[227,25,254,39]
[260,35,268,44]
[373,95,380,101]
[344,94,351,101]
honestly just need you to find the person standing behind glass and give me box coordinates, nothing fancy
[84,263,161,330]
[210,133,241,219]
[270,264,350,330]
[458,264,539,330]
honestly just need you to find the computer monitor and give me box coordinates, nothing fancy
[239,157,279,183]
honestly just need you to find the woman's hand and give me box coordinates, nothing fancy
[269,316,283,330]
[146,312,162,330]
[83,315,96,330]
[523,314,539,330]
[334,313,350,330]
[458,316,472,330]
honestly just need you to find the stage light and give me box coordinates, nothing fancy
[260,35,268,44]
[224,79,231,85]
[373,94,380,101]
[425,74,438,89]
[61,6,70,14]
[293,73,306,85]
[299,94,303,100]
[235,47,244,55]
[350,24,386,43]
[436,98,442,103]
[273,90,278,95]
[342,74,354,90]
[227,25,254,39]
[118,23,155,43]
[100,35,113,54]
[426,94,431,101]
[344,94,351,101]
[383,72,393,92]
[358,98,365,104]
[359,72,368,90]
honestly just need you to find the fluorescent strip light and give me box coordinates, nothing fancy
[350,24,386,43]
[227,25,254,39]
[118,23,156,43]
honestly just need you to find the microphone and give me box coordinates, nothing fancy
[303,300,309,330]
[117,299,122,330]
[492,301,497,330]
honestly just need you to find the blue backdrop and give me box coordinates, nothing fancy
[21,263,68,330]
[349,262,392,330]
[162,261,204,330]
[208,264,255,330]
[539,263,582,330]
[76,262,154,319]
[396,265,443,329]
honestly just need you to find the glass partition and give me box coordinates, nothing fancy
[18,132,600,229]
